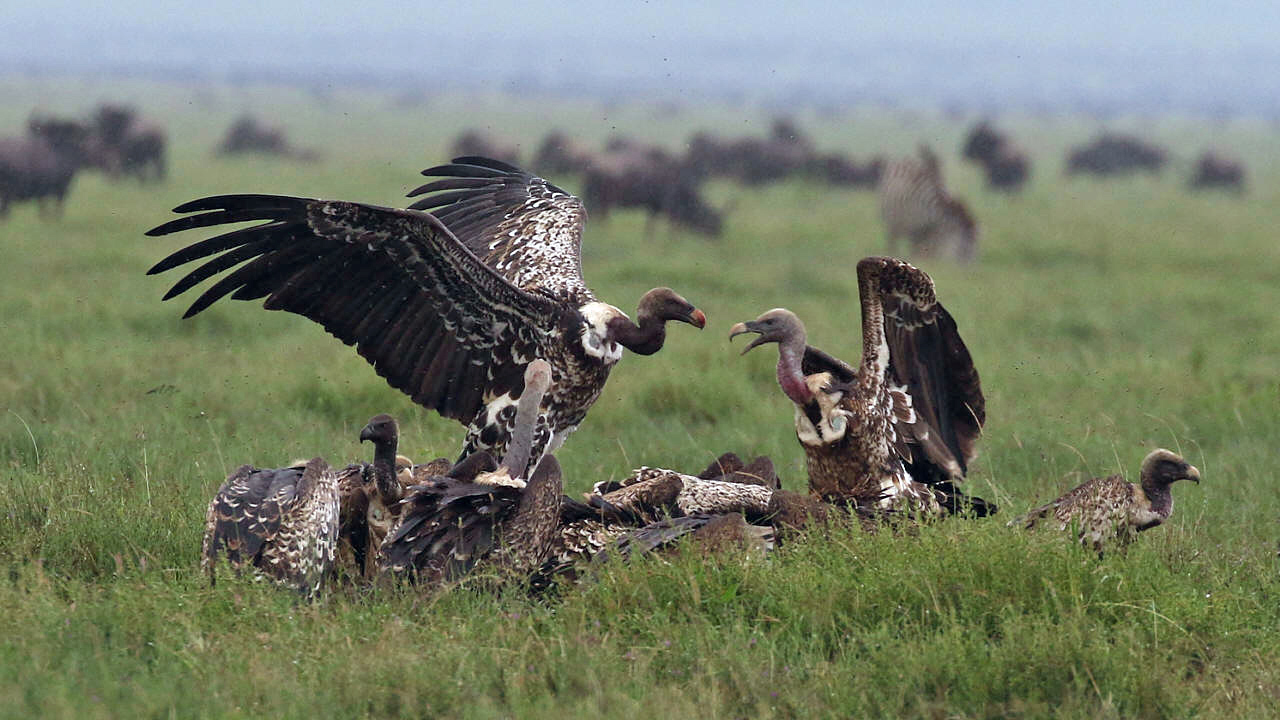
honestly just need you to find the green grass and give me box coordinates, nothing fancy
[3,76,1280,717]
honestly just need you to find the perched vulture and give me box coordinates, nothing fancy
[147,156,706,476]
[729,256,993,516]
[201,457,340,597]
[378,359,563,585]
[1011,449,1200,553]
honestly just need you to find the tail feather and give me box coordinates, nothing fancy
[931,481,999,518]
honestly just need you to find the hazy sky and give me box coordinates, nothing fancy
[4,1,1277,110]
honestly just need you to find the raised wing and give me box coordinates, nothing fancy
[880,271,985,484]
[147,195,565,422]
[408,156,590,298]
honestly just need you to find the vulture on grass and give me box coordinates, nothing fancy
[147,156,706,476]
[201,457,340,597]
[730,256,993,516]
[1011,449,1200,553]
[334,414,421,579]
[378,359,564,585]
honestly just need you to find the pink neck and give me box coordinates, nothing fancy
[777,342,812,405]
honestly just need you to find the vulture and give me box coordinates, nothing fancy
[335,414,421,579]
[201,457,341,597]
[729,256,993,516]
[378,359,564,585]
[146,156,706,476]
[1011,449,1201,553]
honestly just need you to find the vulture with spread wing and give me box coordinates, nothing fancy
[147,157,705,475]
[730,256,992,516]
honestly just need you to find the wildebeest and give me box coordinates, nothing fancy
[684,117,814,186]
[91,104,167,183]
[217,115,318,161]
[450,130,521,167]
[0,116,92,219]
[879,145,978,262]
[961,121,1031,192]
[532,130,596,176]
[1066,134,1167,176]
[806,153,884,188]
[1188,151,1245,193]
[582,145,723,237]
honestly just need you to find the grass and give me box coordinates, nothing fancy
[2,76,1280,717]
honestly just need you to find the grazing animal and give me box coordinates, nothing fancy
[91,104,167,182]
[961,122,1030,192]
[582,144,723,237]
[808,153,884,188]
[1189,151,1245,192]
[532,130,597,175]
[147,156,706,476]
[0,116,91,219]
[879,146,978,261]
[1066,134,1167,176]
[378,360,562,584]
[217,115,318,161]
[685,121,812,187]
[729,257,993,516]
[450,130,521,167]
[1012,449,1201,553]
[201,457,341,597]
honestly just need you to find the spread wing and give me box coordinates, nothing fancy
[408,156,590,297]
[147,195,567,423]
[879,265,985,484]
[378,478,520,581]
[202,464,303,569]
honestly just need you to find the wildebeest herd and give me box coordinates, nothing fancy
[142,153,1203,599]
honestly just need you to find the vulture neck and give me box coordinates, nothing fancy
[857,268,890,381]
[776,335,813,406]
[1138,469,1174,521]
[371,436,400,501]
[499,375,548,479]
[610,313,667,356]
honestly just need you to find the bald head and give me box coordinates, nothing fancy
[728,308,806,355]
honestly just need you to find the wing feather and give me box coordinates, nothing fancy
[148,195,566,422]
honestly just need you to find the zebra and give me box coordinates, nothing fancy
[878,145,978,262]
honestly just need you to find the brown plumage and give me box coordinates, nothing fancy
[147,156,706,477]
[378,359,563,585]
[1012,449,1201,553]
[334,415,422,579]
[201,457,340,597]
[730,257,993,517]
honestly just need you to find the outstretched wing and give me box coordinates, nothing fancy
[408,156,590,298]
[877,259,985,483]
[147,195,565,423]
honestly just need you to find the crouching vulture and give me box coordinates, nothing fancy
[147,156,706,475]
[201,458,341,597]
[1011,449,1200,554]
[730,256,993,516]
[378,359,564,585]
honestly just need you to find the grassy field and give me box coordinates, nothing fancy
[2,76,1279,718]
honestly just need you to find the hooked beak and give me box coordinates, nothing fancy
[728,321,768,355]
[685,308,707,329]
[1185,464,1201,484]
[359,424,375,443]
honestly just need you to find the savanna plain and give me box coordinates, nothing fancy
[1,78,1279,718]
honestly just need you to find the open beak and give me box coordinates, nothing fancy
[728,321,768,355]
[1185,464,1201,484]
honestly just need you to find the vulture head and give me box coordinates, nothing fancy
[612,287,706,356]
[1140,449,1201,488]
[728,308,806,356]
[360,414,402,501]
